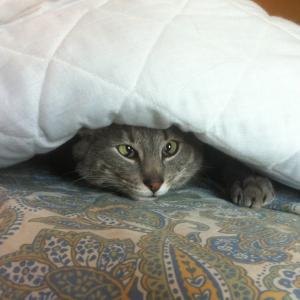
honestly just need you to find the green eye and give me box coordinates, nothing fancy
[163,140,179,157]
[117,144,137,159]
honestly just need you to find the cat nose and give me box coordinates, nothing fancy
[143,178,163,193]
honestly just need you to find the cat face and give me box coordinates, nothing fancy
[73,125,203,200]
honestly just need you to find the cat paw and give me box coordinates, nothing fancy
[230,176,275,208]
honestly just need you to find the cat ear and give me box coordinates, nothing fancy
[78,128,95,138]
[73,135,92,161]
[73,128,96,161]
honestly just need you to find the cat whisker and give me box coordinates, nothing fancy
[71,176,90,183]
[82,174,129,189]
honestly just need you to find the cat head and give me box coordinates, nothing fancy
[73,125,203,200]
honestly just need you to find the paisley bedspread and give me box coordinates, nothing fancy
[1,160,300,300]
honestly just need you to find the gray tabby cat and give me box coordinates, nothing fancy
[73,124,275,208]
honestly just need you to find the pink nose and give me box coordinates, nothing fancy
[143,178,163,193]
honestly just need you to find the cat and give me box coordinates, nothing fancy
[73,124,275,208]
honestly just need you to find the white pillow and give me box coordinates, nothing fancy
[0,0,300,189]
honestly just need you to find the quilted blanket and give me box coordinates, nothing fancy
[1,0,300,190]
[1,159,300,299]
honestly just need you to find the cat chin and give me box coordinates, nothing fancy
[130,186,170,201]
[137,196,159,201]
[129,194,160,201]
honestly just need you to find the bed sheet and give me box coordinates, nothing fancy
[1,160,300,299]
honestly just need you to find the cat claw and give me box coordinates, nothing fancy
[230,176,275,208]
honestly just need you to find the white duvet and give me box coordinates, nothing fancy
[1,0,300,188]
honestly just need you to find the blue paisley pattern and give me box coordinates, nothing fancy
[0,160,300,299]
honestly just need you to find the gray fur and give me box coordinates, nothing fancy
[73,125,203,201]
[73,124,275,207]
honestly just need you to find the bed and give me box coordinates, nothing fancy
[1,0,300,299]
[1,159,300,299]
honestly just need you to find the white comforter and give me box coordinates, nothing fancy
[1,0,300,188]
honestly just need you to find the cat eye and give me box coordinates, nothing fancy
[163,140,179,157]
[116,144,137,159]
